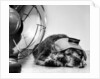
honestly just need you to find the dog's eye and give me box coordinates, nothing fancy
[65,52,71,56]
[67,53,71,55]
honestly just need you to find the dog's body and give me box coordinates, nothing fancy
[32,34,87,68]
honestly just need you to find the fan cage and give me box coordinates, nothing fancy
[9,5,46,60]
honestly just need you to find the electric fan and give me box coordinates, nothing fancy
[9,5,47,73]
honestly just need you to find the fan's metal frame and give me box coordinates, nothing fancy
[10,5,46,60]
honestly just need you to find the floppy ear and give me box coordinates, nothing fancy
[81,50,87,61]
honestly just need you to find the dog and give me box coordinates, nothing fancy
[32,34,87,68]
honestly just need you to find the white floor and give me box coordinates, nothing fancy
[18,50,90,73]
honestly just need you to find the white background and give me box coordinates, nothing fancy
[0,0,100,79]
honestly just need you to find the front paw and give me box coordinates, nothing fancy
[45,60,63,67]
[35,59,45,66]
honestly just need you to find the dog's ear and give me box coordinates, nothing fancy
[76,49,87,61]
[81,50,87,61]
[73,48,87,61]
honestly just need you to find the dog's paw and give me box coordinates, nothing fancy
[35,59,45,66]
[44,55,63,67]
[45,60,63,67]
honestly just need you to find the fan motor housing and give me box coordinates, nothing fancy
[9,7,21,35]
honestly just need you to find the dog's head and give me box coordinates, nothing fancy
[63,48,87,68]
[52,38,87,68]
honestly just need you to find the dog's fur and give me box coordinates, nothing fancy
[32,34,87,68]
